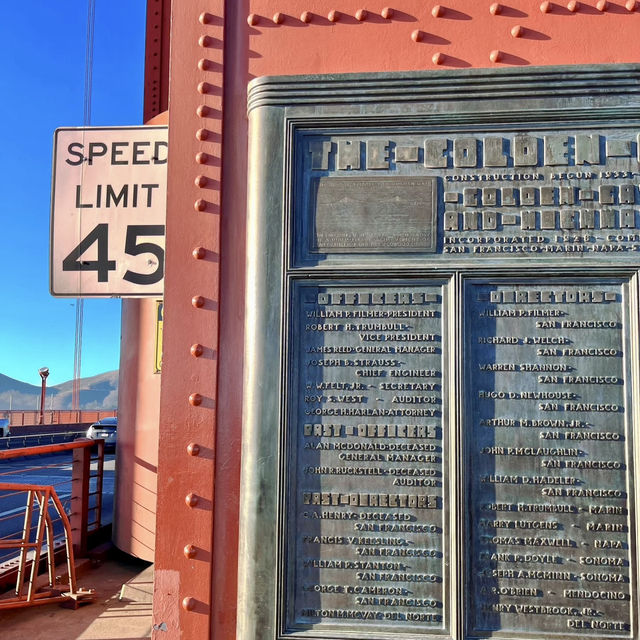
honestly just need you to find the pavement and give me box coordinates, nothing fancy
[0,551,153,639]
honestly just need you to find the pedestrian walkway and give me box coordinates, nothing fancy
[0,552,153,639]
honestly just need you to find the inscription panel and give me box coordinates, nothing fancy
[464,280,636,638]
[284,281,448,637]
[295,128,640,267]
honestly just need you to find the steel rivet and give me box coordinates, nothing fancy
[490,49,502,62]
[411,29,423,42]
[194,175,208,188]
[197,82,211,94]
[190,342,204,357]
[627,0,637,10]
[196,105,209,117]
[188,393,203,407]
[198,12,212,24]
[185,492,199,507]
[190,342,204,358]
[182,597,196,611]
[194,199,207,212]
[197,58,210,71]
[198,35,212,47]
[432,52,445,64]
[273,12,284,24]
[192,247,206,261]
[191,295,205,308]
[187,442,201,456]
[489,2,502,14]
[328,9,339,21]
[567,0,579,10]
[301,11,312,22]
[247,13,259,26]
[596,0,608,9]
[355,9,367,20]
[195,129,209,141]
[381,7,393,18]
[195,152,209,164]
[432,4,444,17]
[540,1,551,12]
[511,24,523,37]
[184,544,197,558]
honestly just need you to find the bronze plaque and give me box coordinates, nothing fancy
[240,66,640,640]
[311,177,437,253]
[464,280,635,638]
[284,281,448,636]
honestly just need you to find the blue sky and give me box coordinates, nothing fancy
[0,2,146,386]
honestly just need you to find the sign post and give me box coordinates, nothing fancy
[50,126,168,297]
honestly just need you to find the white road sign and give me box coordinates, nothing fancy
[50,126,168,297]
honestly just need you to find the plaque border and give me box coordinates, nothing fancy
[238,65,640,640]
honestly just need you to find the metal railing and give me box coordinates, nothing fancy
[1,410,116,427]
[0,431,87,451]
[0,439,105,609]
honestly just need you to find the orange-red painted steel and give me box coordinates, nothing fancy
[114,298,161,561]
[148,1,640,639]
[143,0,171,122]
[152,0,224,637]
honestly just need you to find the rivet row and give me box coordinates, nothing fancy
[248,3,639,28]
[182,16,216,612]
[247,8,403,25]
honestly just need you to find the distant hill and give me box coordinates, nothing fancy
[0,371,118,410]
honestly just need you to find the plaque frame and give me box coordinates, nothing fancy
[238,65,640,640]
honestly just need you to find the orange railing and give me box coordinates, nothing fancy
[2,410,116,427]
[0,440,105,609]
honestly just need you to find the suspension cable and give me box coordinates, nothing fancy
[73,0,96,412]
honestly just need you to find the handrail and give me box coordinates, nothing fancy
[0,438,96,460]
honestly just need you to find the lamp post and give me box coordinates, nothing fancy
[38,367,49,425]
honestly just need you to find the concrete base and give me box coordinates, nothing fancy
[119,564,153,604]
[0,555,153,639]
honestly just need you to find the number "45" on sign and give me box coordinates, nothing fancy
[62,223,165,285]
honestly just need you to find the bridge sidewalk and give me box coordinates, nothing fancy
[0,552,153,639]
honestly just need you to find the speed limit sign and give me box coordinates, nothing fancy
[50,126,168,297]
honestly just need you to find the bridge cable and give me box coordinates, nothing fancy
[73,0,96,412]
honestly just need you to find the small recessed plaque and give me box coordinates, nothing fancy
[310,177,438,253]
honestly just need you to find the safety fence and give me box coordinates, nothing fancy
[1,410,116,428]
[0,440,107,609]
